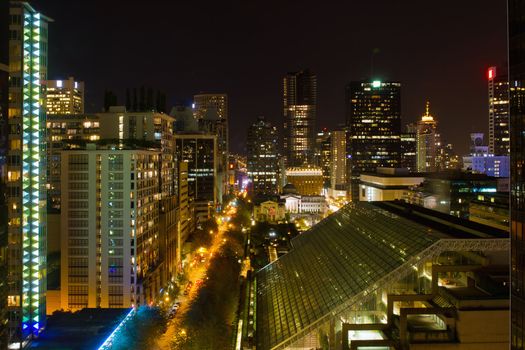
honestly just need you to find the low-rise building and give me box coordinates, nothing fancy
[469,192,509,232]
[253,199,286,223]
[359,167,424,202]
[403,172,498,219]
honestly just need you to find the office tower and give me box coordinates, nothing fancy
[7,2,50,345]
[487,66,510,156]
[283,69,317,166]
[315,129,331,188]
[509,0,525,347]
[46,114,100,210]
[193,94,228,200]
[174,134,218,223]
[60,147,161,310]
[330,130,346,192]
[345,80,401,201]
[436,142,461,171]
[97,107,176,199]
[400,123,417,171]
[246,116,279,195]
[46,77,84,115]
[416,102,438,172]
[0,1,8,347]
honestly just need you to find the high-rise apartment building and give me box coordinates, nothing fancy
[174,134,218,223]
[246,116,279,195]
[487,66,510,156]
[97,107,176,199]
[283,69,317,167]
[0,1,10,347]
[346,81,401,201]
[400,123,417,171]
[7,2,50,346]
[46,77,84,115]
[416,102,438,172]
[60,147,161,310]
[509,0,525,347]
[330,130,346,192]
[46,114,100,210]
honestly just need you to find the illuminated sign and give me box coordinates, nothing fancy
[372,80,381,88]
[488,67,496,80]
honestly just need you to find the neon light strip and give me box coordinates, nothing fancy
[21,10,43,337]
[97,308,136,350]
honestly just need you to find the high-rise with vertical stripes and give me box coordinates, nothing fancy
[7,2,51,347]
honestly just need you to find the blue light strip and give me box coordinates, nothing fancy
[97,308,135,350]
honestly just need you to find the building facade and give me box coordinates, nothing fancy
[416,102,438,172]
[509,0,525,347]
[46,114,100,210]
[400,123,417,172]
[283,69,317,167]
[60,147,161,310]
[346,81,401,201]
[0,1,9,347]
[174,134,218,223]
[7,2,50,345]
[487,66,510,156]
[285,167,324,196]
[246,116,279,195]
[45,77,84,115]
[330,130,346,192]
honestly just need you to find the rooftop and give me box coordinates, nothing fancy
[31,309,132,350]
[255,202,508,350]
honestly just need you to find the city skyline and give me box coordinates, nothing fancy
[30,0,507,155]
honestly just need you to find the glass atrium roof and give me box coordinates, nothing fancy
[255,202,444,350]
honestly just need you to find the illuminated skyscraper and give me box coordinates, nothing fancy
[45,77,84,115]
[7,2,51,346]
[345,80,401,201]
[487,66,510,156]
[330,130,346,192]
[283,69,317,167]
[193,93,228,200]
[246,116,279,195]
[174,134,218,223]
[509,0,525,347]
[416,101,438,172]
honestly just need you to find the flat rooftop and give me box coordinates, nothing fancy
[31,308,132,350]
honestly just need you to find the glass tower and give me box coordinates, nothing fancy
[8,2,50,346]
[283,69,317,167]
[345,81,401,201]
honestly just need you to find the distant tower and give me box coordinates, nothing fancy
[46,77,84,114]
[283,69,317,167]
[416,102,438,172]
[246,116,279,195]
[487,66,510,156]
[345,80,401,201]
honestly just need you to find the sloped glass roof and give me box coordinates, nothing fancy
[255,202,443,350]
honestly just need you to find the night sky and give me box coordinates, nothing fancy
[31,0,507,155]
